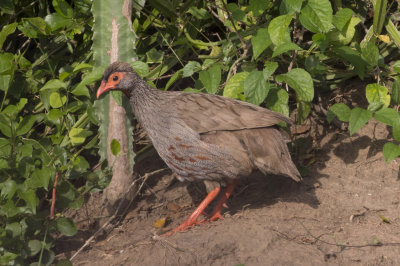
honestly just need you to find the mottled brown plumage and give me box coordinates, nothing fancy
[97,62,301,234]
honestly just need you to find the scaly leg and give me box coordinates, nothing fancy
[165,186,220,236]
[205,181,237,221]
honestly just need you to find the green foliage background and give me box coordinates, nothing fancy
[1,0,400,264]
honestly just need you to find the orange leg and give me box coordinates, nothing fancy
[204,181,237,221]
[165,186,221,236]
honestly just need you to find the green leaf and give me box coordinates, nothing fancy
[187,7,210,20]
[49,92,67,108]
[44,13,72,31]
[332,8,354,31]
[147,0,176,19]
[305,54,328,75]
[28,168,52,190]
[280,0,304,14]
[72,156,90,173]
[249,0,270,17]
[131,61,149,77]
[367,101,384,112]
[146,48,164,64]
[312,33,329,52]
[69,128,92,146]
[374,108,400,126]
[0,114,11,137]
[299,0,333,33]
[110,139,121,156]
[393,119,400,142]
[0,179,17,199]
[0,22,18,50]
[2,104,18,118]
[18,17,48,38]
[252,28,271,60]
[165,70,183,90]
[27,240,41,257]
[52,0,74,18]
[349,107,372,135]
[366,83,390,108]
[383,142,400,163]
[327,103,351,122]
[393,61,400,73]
[183,61,201,77]
[263,61,278,78]
[0,138,11,157]
[275,68,314,102]
[69,196,84,209]
[223,72,249,100]
[361,41,379,67]
[268,14,292,46]
[0,75,11,92]
[16,98,28,112]
[265,87,289,116]
[5,222,21,238]
[48,109,63,123]
[227,3,246,21]
[19,189,39,214]
[17,55,31,69]
[327,16,361,45]
[74,67,104,98]
[271,42,301,58]
[244,71,269,105]
[56,217,77,236]
[71,85,90,97]
[72,63,93,73]
[334,46,366,79]
[391,77,400,104]
[0,52,14,74]
[16,115,36,136]
[199,65,221,94]
[40,79,67,91]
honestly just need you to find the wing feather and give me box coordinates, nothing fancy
[171,92,292,134]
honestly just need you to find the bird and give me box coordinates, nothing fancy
[96,62,301,235]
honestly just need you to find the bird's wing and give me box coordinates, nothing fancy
[170,92,292,134]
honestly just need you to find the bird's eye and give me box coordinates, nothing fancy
[113,75,119,81]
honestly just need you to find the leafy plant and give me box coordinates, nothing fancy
[327,0,400,163]
[0,0,105,264]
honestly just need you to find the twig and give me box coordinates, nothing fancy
[50,172,58,219]
[70,168,168,261]
[227,45,249,80]
[296,218,400,249]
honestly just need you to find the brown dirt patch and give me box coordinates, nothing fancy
[56,116,400,265]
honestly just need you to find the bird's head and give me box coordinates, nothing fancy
[96,62,140,98]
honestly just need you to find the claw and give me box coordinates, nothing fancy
[163,181,238,236]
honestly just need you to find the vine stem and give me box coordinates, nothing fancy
[50,172,58,219]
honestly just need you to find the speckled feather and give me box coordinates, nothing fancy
[101,62,301,188]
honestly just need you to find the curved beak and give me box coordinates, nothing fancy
[96,81,114,99]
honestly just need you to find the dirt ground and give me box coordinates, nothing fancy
[56,108,400,265]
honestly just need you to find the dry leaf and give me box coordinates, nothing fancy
[154,217,167,228]
[167,203,181,212]
[378,35,390,43]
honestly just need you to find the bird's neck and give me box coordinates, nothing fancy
[128,80,163,125]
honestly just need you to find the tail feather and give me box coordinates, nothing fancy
[239,128,301,182]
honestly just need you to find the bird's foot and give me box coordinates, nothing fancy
[163,186,221,236]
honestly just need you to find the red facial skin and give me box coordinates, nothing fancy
[96,72,128,98]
